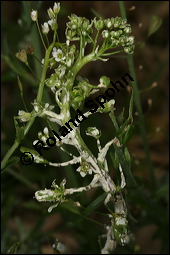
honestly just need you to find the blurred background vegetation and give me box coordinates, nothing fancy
[1,1,169,254]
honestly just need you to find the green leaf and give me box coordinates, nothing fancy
[83,193,106,216]
[122,124,134,145]
[61,199,81,215]
[153,184,169,201]
[2,55,36,87]
[148,15,163,37]
[117,108,125,126]
[14,117,24,142]
[7,242,22,254]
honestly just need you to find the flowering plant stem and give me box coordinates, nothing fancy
[1,41,55,171]
[119,1,156,190]
[1,3,136,253]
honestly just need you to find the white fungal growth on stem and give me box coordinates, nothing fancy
[26,2,135,253]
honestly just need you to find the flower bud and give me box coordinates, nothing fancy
[53,2,60,15]
[99,76,110,87]
[42,22,49,34]
[94,18,104,30]
[82,19,90,30]
[102,30,109,38]
[31,10,38,21]
[48,19,58,30]
[105,18,112,28]
[124,26,132,34]
[47,7,55,19]
[113,17,122,28]
[18,110,31,122]
[124,45,135,54]
[102,99,115,112]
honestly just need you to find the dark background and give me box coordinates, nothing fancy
[1,1,169,254]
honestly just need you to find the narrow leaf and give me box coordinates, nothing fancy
[148,15,163,37]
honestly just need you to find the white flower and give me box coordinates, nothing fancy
[42,22,49,34]
[52,47,64,62]
[76,164,92,177]
[41,58,44,65]
[47,7,55,19]
[53,2,60,14]
[127,36,134,44]
[31,10,38,21]
[48,19,57,30]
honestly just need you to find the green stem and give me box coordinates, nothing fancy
[33,54,43,66]
[36,21,47,50]
[1,43,54,172]
[72,52,95,80]
[25,62,40,82]
[1,140,19,171]
[93,30,99,51]
[36,42,54,102]
[119,1,156,189]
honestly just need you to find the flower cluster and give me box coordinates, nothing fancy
[15,2,135,253]
[31,3,60,34]
[65,15,135,54]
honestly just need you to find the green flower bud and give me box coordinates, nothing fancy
[53,2,60,15]
[49,58,57,69]
[82,19,90,30]
[124,26,132,34]
[102,30,109,38]
[110,31,120,39]
[113,17,122,28]
[99,99,115,113]
[47,8,55,19]
[94,18,104,30]
[119,18,127,28]
[48,19,58,30]
[124,45,135,54]
[105,18,112,28]
[70,44,76,52]
[99,76,110,87]
[45,73,61,88]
